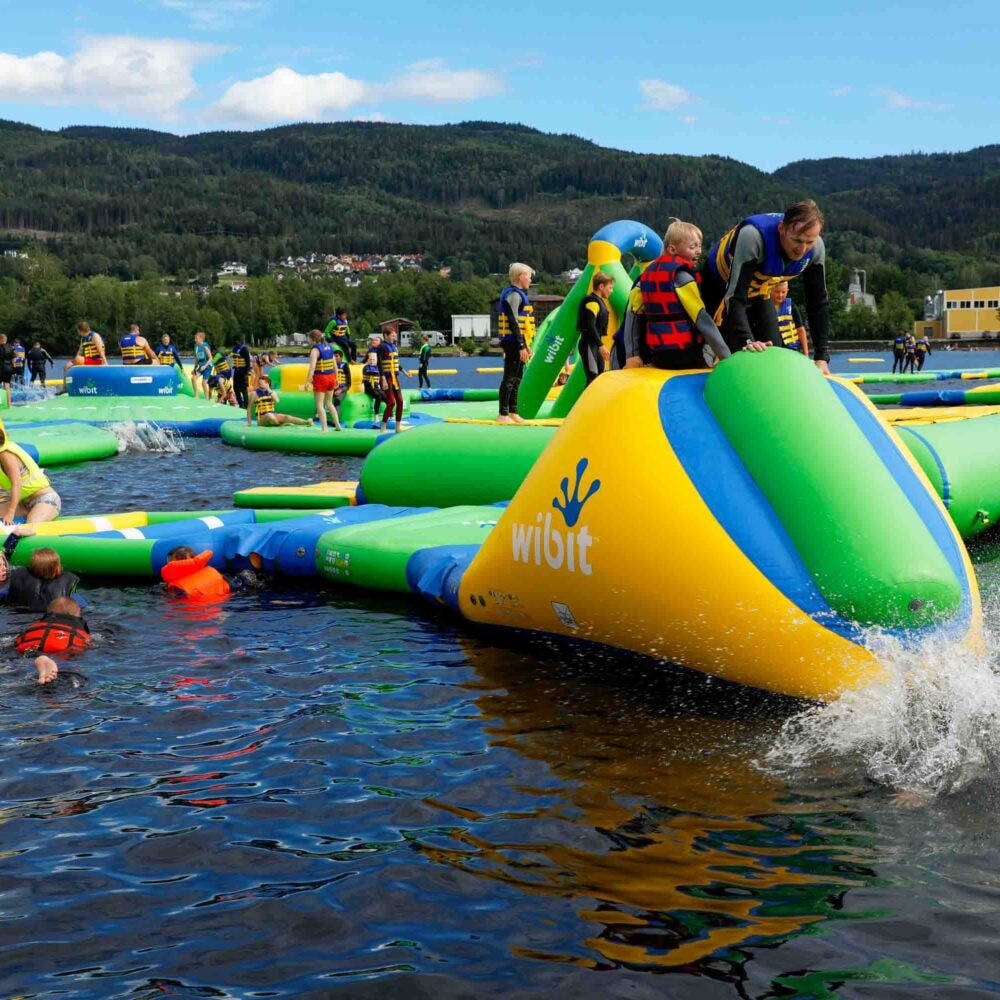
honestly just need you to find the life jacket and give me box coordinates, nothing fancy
[15,612,91,655]
[775,299,801,350]
[497,286,536,346]
[378,341,400,386]
[904,337,916,355]
[639,254,701,352]
[120,333,145,364]
[211,353,232,377]
[156,344,180,366]
[362,362,381,388]
[194,342,212,371]
[336,361,348,386]
[314,342,336,374]
[12,346,25,370]
[706,213,815,299]
[916,338,929,354]
[255,386,276,418]
[419,343,431,364]
[577,293,609,341]
[161,550,231,602]
[0,439,51,499]
[5,567,80,613]
[231,345,248,370]
[79,331,102,360]
[894,334,906,351]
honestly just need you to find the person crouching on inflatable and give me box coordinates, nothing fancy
[161,546,231,602]
[0,425,62,525]
[14,595,92,685]
[247,374,311,428]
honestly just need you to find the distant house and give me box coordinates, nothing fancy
[218,261,247,276]
[562,267,584,282]
[230,279,247,292]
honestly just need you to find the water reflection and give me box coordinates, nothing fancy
[422,642,886,977]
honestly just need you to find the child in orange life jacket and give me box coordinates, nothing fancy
[161,546,231,602]
[14,595,92,684]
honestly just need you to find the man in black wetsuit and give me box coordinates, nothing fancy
[26,341,54,385]
[576,271,614,386]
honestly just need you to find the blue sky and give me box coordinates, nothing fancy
[0,0,994,172]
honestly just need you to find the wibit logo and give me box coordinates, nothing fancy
[512,458,601,574]
[77,379,99,396]
[633,229,649,249]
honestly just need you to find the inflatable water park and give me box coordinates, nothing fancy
[7,219,1000,701]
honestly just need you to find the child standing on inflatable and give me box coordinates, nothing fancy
[361,335,387,421]
[247,374,311,428]
[576,271,614,385]
[417,334,432,388]
[903,333,917,374]
[306,329,343,432]
[377,326,408,433]
[191,330,213,399]
[496,263,534,423]
[916,333,932,370]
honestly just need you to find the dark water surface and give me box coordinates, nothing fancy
[5,366,1000,996]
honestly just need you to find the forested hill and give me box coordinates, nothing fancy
[1,117,999,281]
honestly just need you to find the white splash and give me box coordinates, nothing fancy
[107,420,185,454]
[765,613,1000,798]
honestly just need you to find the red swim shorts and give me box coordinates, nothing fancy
[312,372,337,392]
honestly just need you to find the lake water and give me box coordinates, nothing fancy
[4,351,1000,996]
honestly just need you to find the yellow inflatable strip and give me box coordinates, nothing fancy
[404,368,458,376]
[882,405,1000,425]
[847,357,883,363]
[475,367,503,373]
[27,511,150,536]
[239,481,358,499]
[443,417,563,426]
[962,372,989,380]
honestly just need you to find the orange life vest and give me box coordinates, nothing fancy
[161,550,231,602]
[639,254,701,351]
[15,614,91,655]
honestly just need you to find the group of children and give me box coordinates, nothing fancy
[892,332,932,374]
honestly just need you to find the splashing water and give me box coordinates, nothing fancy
[108,420,185,454]
[765,608,1000,798]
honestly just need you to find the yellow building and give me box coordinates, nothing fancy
[915,286,1000,339]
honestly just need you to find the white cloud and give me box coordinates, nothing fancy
[639,78,692,112]
[211,61,505,123]
[830,85,852,97]
[160,0,264,30]
[680,115,697,125]
[876,87,949,112]
[0,36,222,119]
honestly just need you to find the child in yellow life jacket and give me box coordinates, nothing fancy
[14,595,92,684]
[161,546,231,602]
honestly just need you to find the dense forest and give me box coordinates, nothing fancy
[1,117,999,349]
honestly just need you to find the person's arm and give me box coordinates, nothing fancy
[927,340,932,355]
[675,272,733,362]
[622,285,646,368]
[43,349,54,364]
[1,452,21,524]
[577,300,603,353]
[720,227,771,351]
[246,390,255,425]
[791,301,809,356]
[141,339,159,363]
[94,334,107,363]
[801,239,829,371]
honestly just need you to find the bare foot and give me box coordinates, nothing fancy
[12,523,37,537]
[35,655,58,684]
[509,414,527,424]
[496,415,515,424]
[379,425,389,434]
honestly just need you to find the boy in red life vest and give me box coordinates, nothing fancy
[14,595,92,684]
[161,546,231,602]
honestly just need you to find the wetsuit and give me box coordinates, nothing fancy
[377,340,405,425]
[27,345,54,384]
[0,341,14,386]
[915,336,931,371]
[701,213,830,363]
[903,336,917,374]
[576,293,609,385]
[892,333,906,374]
[497,285,535,416]
[418,342,432,388]
[230,342,252,408]
[362,356,385,417]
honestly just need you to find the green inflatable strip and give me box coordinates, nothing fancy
[897,415,1000,539]
[11,534,156,576]
[220,421,379,455]
[315,505,498,592]
[275,389,402,422]
[359,422,558,507]
[11,422,119,465]
[704,349,960,628]
[8,395,244,428]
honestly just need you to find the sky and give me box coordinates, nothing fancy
[0,0,995,173]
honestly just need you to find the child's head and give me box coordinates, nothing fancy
[665,219,703,263]
[333,348,344,360]
[310,329,324,344]
[48,595,82,618]
[76,321,91,335]
[29,548,62,580]
[257,373,271,387]
[167,545,196,562]
[592,270,614,294]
